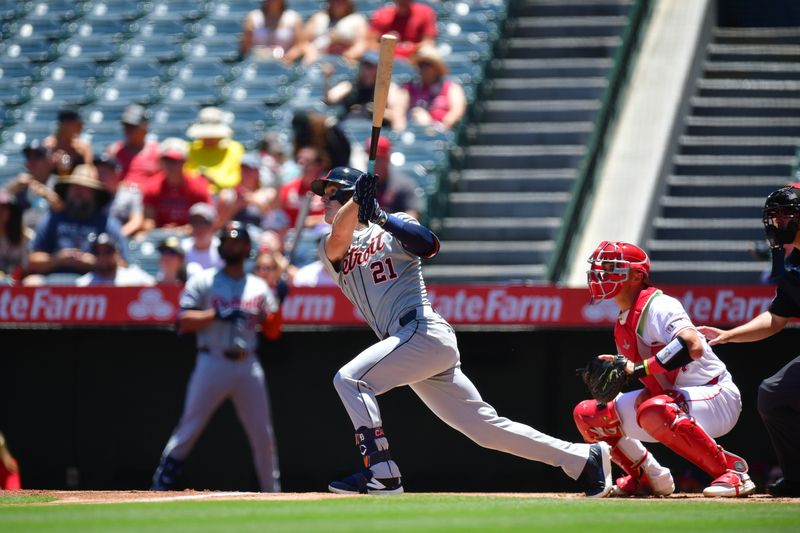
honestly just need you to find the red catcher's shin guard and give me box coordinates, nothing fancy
[636,395,727,478]
[574,400,646,482]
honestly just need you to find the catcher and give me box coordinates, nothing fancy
[574,241,755,498]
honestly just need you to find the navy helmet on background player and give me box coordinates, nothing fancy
[763,185,800,248]
[218,220,252,263]
[587,241,650,304]
[311,166,363,203]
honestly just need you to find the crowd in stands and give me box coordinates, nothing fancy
[0,0,485,292]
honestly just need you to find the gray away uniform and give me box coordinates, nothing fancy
[320,213,592,481]
[158,268,281,491]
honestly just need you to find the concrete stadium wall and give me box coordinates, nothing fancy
[0,327,792,493]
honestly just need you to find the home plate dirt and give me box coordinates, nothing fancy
[2,489,795,505]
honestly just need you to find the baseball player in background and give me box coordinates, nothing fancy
[311,166,613,496]
[151,221,281,492]
[698,186,800,498]
[574,241,755,497]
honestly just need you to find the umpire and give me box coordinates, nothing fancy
[698,185,800,497]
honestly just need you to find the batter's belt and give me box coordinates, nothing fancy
[385,305,441,338]
[198,347,248,361]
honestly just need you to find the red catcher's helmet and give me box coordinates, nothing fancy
[586,241,651,304]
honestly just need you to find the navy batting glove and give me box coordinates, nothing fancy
[276,279,290,304]
[215,308,248,322]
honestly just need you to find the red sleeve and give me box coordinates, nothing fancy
[419,4,437,38]
[369,6,392,33]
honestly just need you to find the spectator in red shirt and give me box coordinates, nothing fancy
[107,104,161,189]
[0,431,21,490]
[279,146,326,228]
[143,138,211,232]
[368,0,437,59]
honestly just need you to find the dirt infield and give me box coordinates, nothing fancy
[3,489,797,505]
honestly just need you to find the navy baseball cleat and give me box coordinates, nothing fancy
[328,469,403,495]
[579,442,613,498]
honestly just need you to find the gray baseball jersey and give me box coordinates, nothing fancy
[320,213,429,338]
[180,268,277,358]
[324,215,592,482]
[158,267,281,491]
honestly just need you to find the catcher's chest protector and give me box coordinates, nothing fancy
[615,287,680,395]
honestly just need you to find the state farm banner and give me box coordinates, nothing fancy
[0,284,779,327]
[0,286,182,325]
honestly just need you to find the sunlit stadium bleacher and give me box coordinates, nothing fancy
[0,0,508,278]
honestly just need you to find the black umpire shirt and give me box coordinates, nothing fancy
[770,248,800,318]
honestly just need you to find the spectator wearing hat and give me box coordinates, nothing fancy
[364,136,423,220]
[106,104,161,189]
[184,107,245,194]
[397,45,467,131]
[27,164,129,276]
[143,138,211,232]
[5,139,63,230]
[156,236,187,285]
[0,190,32,283]
[76,232,154,287]
[95,153,145,239]
[325,50,404,130]
[303,0,368,65]
[182,202,223,278]
[240,0,305,63]
[367,0,437,59]
[44,107,93,177]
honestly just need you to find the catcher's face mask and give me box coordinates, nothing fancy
[763,186,800,248]
[587,241,650,304]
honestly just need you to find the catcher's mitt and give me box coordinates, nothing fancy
[580,355,630,404]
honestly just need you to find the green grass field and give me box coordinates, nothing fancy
[1,495,799,533]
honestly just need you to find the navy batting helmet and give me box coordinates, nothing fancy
[763,186,800,248]
[311,166,363,203]
[219,220,252,244]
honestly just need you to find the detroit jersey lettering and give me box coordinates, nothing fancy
[320,213,429,338]
[180,267,278,358]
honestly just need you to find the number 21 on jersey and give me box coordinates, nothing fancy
[370,258,398,284]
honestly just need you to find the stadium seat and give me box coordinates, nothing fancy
[159,80,223,107]
[43,58,106,83]
[150,0,212,22]
[138,18,200,42]
[0,80,33,107]
[95,79,162,106]
[86,0,153,21]
[29,79,98,107]
[120,38,187,64]
[71,17,140,40]
[7,16,71,41]
[57,37,125,64]
[184,37,242,63]
[220,80,290,107]
[109,57,172,83]
[173,58,235,83]
[0,59,44,84]
[0,38,60,64]
[27,1,90,22]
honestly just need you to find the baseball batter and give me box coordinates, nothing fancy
[151,221,281,492]
[574,241,755,498]
[312,167,613,496]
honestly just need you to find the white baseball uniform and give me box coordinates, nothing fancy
[158,267,281,491]
[321,214,592,481]
[613,293,742,441]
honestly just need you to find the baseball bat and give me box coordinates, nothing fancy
[367,34,397,174]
